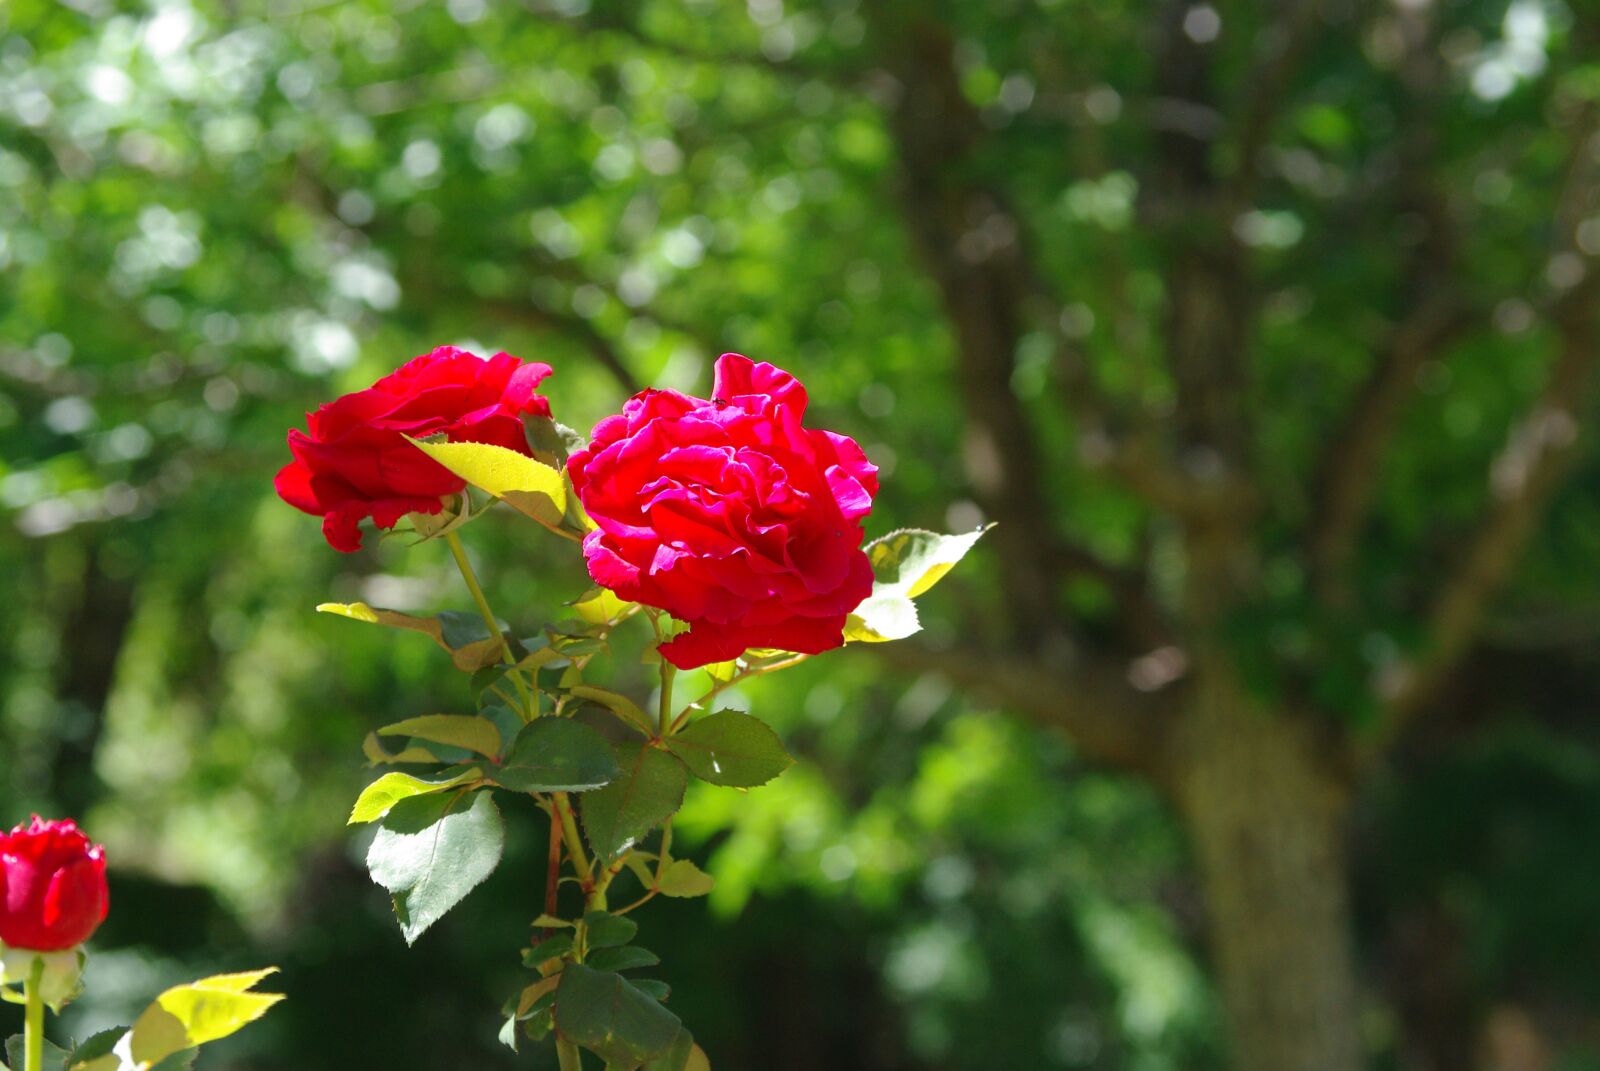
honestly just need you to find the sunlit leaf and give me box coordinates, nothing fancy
[348,768,480,825]
[106,969,285,1069]
[373,714,502,759]
[405,437,567,524]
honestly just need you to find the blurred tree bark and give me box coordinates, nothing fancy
[49,535,136,818]
[855,5,1600,1070]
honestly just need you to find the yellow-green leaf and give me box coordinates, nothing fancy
[315,603,505,672]
[405,437,567,523]
[348,769,479,825]
[124,968,284,1068]
[362,733,441,766]
[655,859,715,898]
[375,715,501,759]
[571,587,632,625]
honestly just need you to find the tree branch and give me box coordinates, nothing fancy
[1306,0,1462,600]
[1366,100,1600,755]
[868,640,1178,783]
[525,5,861,86]
[474,298,643,396]
[862,10,1070,649]
[1307,297,1472,594]
[1373,309,1600,749]
[1227,0,1324,202]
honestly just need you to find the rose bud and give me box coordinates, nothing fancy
[568,353,878,669]
[275,346,554,551]
[0,817,109,952]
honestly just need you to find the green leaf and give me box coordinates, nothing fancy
[493,718,622,793]
[525,415,589,466]
[406,437,568,524]
[366,790,505,944]
[654,859,715,898]
[631,979,672,1002]
[315,602,505,671]
[68,1027,126,1067]
[524,933,574,968]
[586,945,660,972]
[6,1036,66,1071]
[641,1029,699,1071]
[665,711,793,788]
[569,685,655,736]
[374,714,502,759]
[581,746,689,861]
[554,964,681,1068]
[348,768,480,825]
[582,910,639,950]
[361,732,442,766]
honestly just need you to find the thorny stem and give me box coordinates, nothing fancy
[554,792,592,885]
[444,531,536,719]
[544,805,563,927]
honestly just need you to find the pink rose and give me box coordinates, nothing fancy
[0,817,109,952]
[275,346,553,551]
[568,354,878,669]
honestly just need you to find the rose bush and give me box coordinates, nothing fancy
[275,346,553,551]
[282,344,982,1069]
[567,353,879,668]
[0,817,108,952]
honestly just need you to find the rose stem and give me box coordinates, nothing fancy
[443,530,536,719]
[24,957,44,1071]
[657,662,675,737]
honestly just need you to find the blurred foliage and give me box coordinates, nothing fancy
[1,0,1599,1068]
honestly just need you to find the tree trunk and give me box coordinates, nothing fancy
[1172,676,1364,1071]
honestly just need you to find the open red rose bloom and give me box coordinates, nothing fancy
[0,816,109,952]
[275,346,553,551]
[568,354,878,669]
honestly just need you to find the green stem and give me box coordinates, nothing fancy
[556,1036,584,1071]
[444,531,536,718]
[671,654,809,734]
[23,957,44,1071]
[657,663,676,737]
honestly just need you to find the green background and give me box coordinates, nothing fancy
[3,1,1600,1068]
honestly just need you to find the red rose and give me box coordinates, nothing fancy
[0,817,109,952]
[568,353,878,669]
[275,346,553,551]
